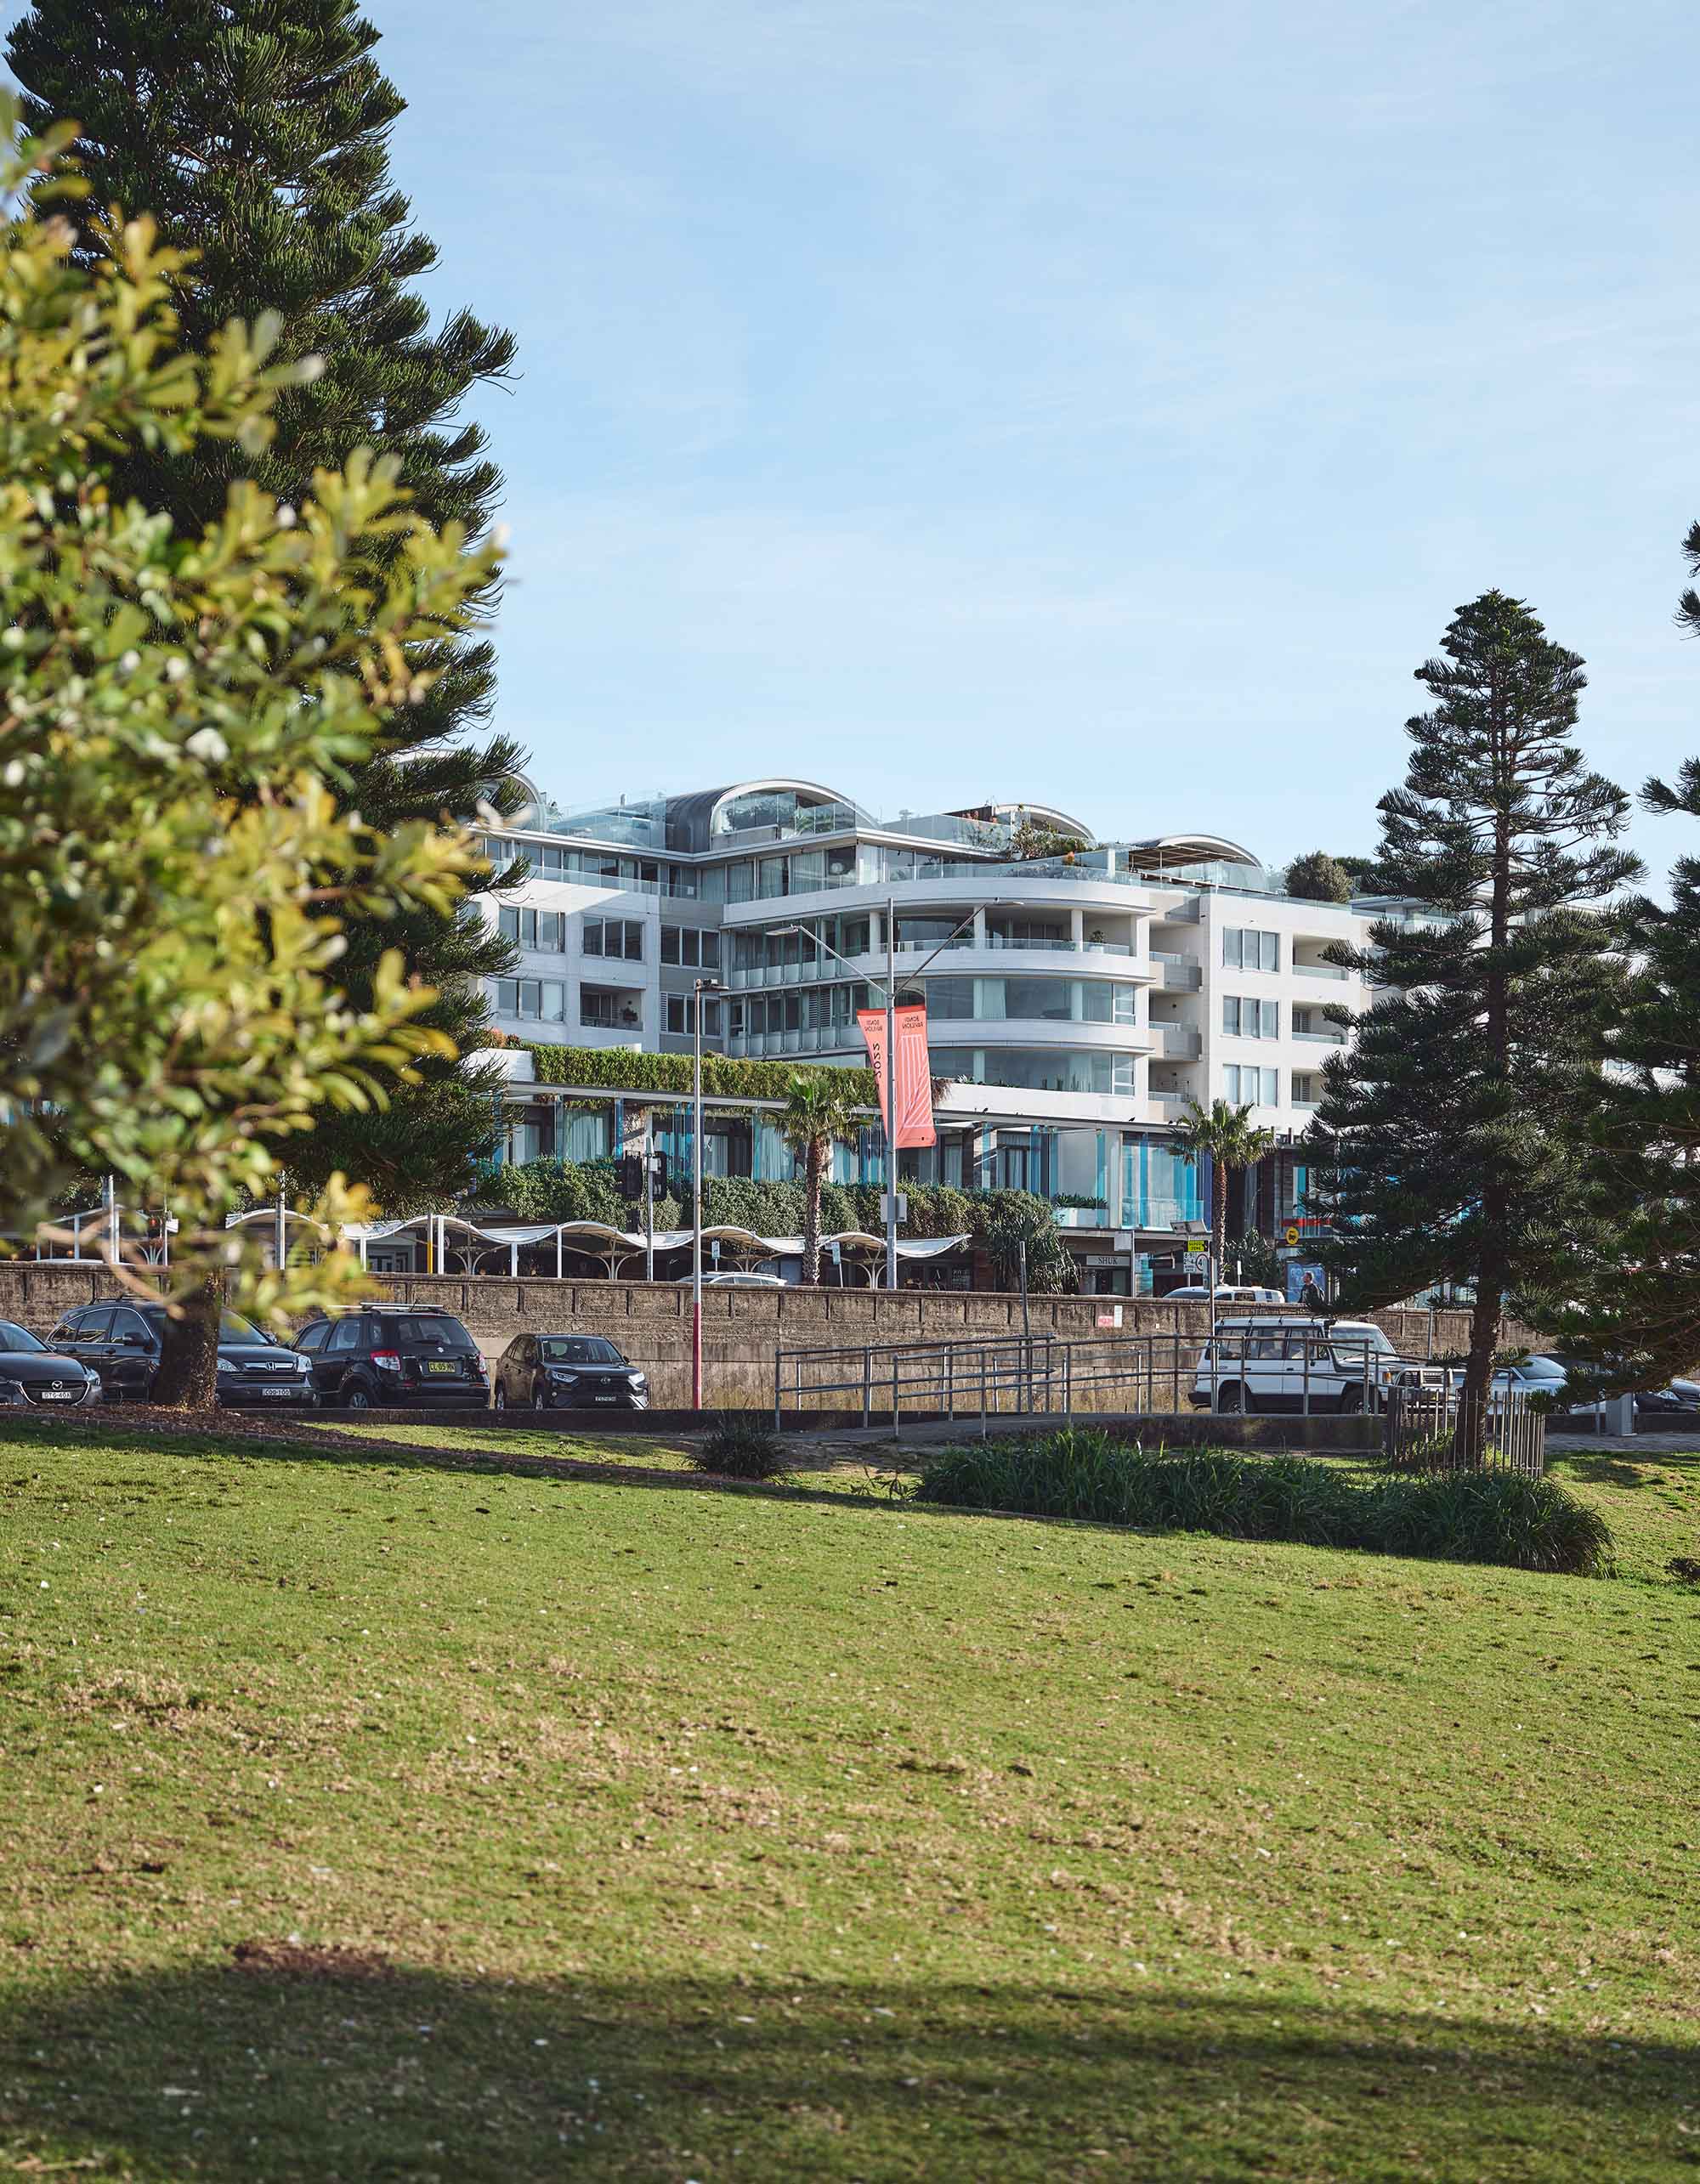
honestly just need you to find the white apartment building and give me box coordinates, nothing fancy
[474,778,1383,1290]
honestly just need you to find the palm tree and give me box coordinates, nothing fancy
[779,1074,864,1285]
[1175,1098,1275,1276]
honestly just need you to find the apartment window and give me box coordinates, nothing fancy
[582,917,643,961]
[1222,996,1279,1038]
[666,996,687,1034]
[581,987,642,1031]
[1292,1071,1321,1106]
[660,926,722,969]
[1223,1064,1278,1105]
[492,978,565,1023]
[1222,926,1279,972]
[497,907,567,953]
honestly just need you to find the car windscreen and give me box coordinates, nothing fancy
[539,1337,625,1366]
[0,1320,45,1352]
[1521,1355,1566,1375]
[139,1308,265,1344]
[1331,1324,1394,1355]
[380,1315,479,1355]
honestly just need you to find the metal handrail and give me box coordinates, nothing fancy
[772,1327,1392,1437]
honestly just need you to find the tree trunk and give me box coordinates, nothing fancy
[1459,702,1515,1463]
[150,1271,223,1410]
[1211,1163,1227,1276]
[802,1140,824,1286]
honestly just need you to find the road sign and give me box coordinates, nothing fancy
[1186,1238,1208,1256]
[1284,1224,1301,1246]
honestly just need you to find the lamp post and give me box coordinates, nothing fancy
[691,975,722,1410]
[771,901,1007,1293]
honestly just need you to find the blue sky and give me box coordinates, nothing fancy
[373,1,1695,874]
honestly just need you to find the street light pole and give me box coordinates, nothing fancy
[768,899,1011,1298]
[691,975,722,1410]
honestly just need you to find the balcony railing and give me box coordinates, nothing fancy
[1294,961,1350,982]
[1152,953,1202,991]
[1293,1029,1347,1045]
[1156,1026,1202,1059]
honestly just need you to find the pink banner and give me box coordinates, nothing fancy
[857,1004,936,1149]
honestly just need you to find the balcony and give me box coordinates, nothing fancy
[1156,1025,1202,1060]
[1293,1028,1347,1046]
[1151,953,1201,991]
[1294,960,1350,982]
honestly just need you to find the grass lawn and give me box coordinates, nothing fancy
[0,1416,1696,2181]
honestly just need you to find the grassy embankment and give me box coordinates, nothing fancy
[0,1415,1696,2181]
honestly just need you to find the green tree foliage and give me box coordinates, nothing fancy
[1308,592,1638,1440]
[1282,850,1354,903]
[0,107,500,1385]
[1229,1228,1285,1293]
[1551,761,1700,1387]
[7,0,524,1202]
[1175,1100,1272,1271]
[971,1195,1078,1295]
[778,1074,864,1285]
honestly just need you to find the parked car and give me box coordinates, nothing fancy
[0,1317,104,1409]
[672,1271,788,1289]
[46,1301,315,1406]
[1189,1315,1402,1414]
[1164,1283,1283,1305]
[493,1333,650,1411]
[291,1307,488,1409]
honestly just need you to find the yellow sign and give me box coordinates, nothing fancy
[1186,1238,1208,1256]
[1284,1225,1301,1246]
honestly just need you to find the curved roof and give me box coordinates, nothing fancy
[948,800,1096,846]
[665,778,867,853]
[1125,831,1261,869]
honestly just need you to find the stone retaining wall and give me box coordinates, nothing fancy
[0,1265,1541,1415]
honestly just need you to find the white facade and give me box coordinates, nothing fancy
[472,779,1382,1278]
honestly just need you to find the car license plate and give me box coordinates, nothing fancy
[594,1393,619,1403]
[424,1361,458,1375]
[38,1388,76,1401]
[260,1386,298,1398]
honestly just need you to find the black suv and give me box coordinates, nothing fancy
[493,1333,650,1411]
[292,1307,489,1409]
[47,1302,318,1406]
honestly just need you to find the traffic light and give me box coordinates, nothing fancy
[617,1155,643,1202]
[649,1151,668,1199]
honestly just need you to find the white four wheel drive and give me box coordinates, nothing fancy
[1189,1315,1408,1416]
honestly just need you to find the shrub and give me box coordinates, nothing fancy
[915,1430,1613,1576]
[690,1414,791,1481]
[1364,1470,1614,1576]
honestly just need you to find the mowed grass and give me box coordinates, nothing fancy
[0,1418,1697,2183]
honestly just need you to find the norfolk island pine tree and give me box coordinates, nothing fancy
[1306,591,1638,1456]
[1550,522,1700,1388]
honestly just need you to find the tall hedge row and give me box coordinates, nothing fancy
[524,1042,879,1107]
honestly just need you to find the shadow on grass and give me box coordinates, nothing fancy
[0,1414,876,1516]
[0,1961,1692,2183]
[1549,1446,1700,1489]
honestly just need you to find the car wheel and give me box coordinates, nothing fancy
[1338,1384,1364,1414]
[494,1383,507,1412]
[1216,1383,1244,1415]
[345,1383,372,1412]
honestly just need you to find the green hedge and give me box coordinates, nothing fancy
[525,1043,878,1107]
[917,1430,1614,1576]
